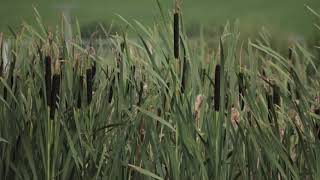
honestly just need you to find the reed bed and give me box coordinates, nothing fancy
[0,2,320,180]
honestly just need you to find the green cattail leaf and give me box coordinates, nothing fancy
[128,164,164,180]
[0,137,8,143]
[136,106,175,132]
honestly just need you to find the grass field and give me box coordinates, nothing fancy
[1,0,320,36]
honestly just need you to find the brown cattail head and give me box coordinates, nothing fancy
[45,55,52,106]
[266,92,273,123]
[173,1,180,60]
[50,60,61,120]
[77,75,84,108]
[108,76,115,103]
[288,47,293,61]
[137,80,144,106]
[287,47,293,96]
[86,68,93,104]
[273,85,281,107]
[181,37,187,93]
[214,64,221,111]
[0,33,3,77]
[238,72,245,110]
[50,74,60,119]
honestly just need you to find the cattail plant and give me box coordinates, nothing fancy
[0,33,3,77]
[77,75,84,108]
[50,60,61,119]
[85,46,97,105]
[86,68,93,104]
[266,92,273,123]
[181,37,187,93]
[173,0,180,60]
[214,64,221,112]
[287,47,293,96]
[288,47,293,60]
[108,75,115,103]
[137,80,144,106]
[273,85,280,107]
[238,72,245,110]
[213,39,225,112]
[44,55,52,106]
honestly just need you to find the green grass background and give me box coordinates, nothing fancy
[1,0,320,36]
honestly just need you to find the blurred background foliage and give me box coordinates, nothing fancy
[1,0,320,38]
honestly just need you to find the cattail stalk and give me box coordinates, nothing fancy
[50,60,61,119]
[214,64,221,111]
